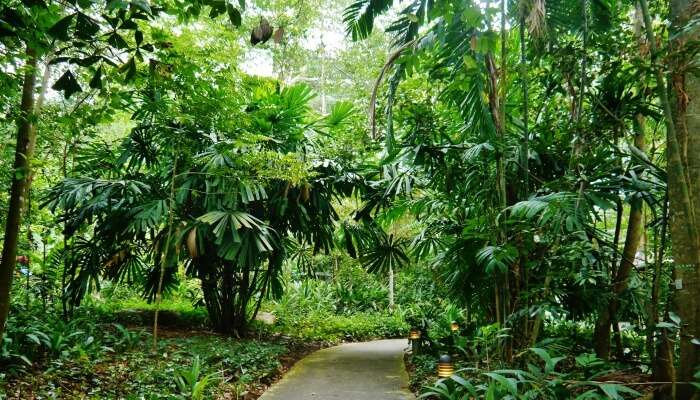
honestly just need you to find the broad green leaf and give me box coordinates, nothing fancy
[598,383,639,399]
[52,70,82,99]
[89,65,102,89]
[108,33,129,49]
[208,0,226,17]
[107,0,128,10]
[130,0,152,14]
[121,57,136,81]
[226,4,241,27]
[48,14,75,41]
[75,12,99,39]
[484,372,517,395]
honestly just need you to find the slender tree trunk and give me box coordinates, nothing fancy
[41,236,47,311]
[593,308,613,359]
[61,140,70,320]
[485,0,510,334]
[594,119,647,359]
[494,281,501,325]
[497,0,507,215]
[630,5,665,370]
[612,199,624,271]
[388,264,395,309]
[486,44,507,329]
[514,12,530,343]
[649,193,674,400]
[235,263,251,336]
[530,270,552,346]
[640,0,700,396]
[0,47,38,343]
[25,59,51,203]
[612,320,624,358]
[594,200,622,358]
[519,9,529,199]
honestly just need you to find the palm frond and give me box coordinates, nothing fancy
[475,245,517,274]
[359,232,410,275]
[343,0,394,41]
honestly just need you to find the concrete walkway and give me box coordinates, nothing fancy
[259,339,415,400]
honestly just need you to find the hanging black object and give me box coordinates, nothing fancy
[250,18,273,45]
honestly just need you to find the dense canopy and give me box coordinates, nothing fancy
[0,0,699,398]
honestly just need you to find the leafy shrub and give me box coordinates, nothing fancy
[1,310,119,370]
[274,309,408,342]
[90,295,209,328]
[421,348,640,400]
[268,268,409,342]
[410,354,437,390]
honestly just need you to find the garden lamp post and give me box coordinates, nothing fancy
[446,320,459,351]
[437,354,454,378]
[409,328,421,354]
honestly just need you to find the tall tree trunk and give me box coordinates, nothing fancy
[486,47,506,328]
[640,0,700,397]
[519,8,529,199]
[594,118,647,359]
[650,193,674,400]
[668,1,700,397]
[654,307,676,399]
[593,199,623,357]
[0,47,38,343]
[497,0,507,215]
[25,59,51,205]
[484,0,510,332]
[61,140,70,320]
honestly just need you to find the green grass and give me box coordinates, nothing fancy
[88,294,210,328]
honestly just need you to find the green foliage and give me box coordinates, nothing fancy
[421,348,640,400]
[359,230,410,275]
[1,307,289,398]
[0,0,693,397]
[275,309,407,342]
[42,49,359,333]
[270,275,408,342]
[409,354,437,390]
[343,0,393,40]
[173,356,220,400]
[1,305,146,372]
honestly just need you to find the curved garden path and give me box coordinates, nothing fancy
[259,339,415,400]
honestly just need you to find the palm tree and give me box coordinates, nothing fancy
[43,53,355,335]
[342,0,677,361]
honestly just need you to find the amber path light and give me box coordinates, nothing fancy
[437,354,454,378]
[409,328,421,340]
[450,321,459,332]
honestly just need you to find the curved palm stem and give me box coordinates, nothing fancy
[369,38,419,139]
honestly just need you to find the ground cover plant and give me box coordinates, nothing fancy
[2,316,292,398]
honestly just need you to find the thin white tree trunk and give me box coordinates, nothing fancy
[388,265,395,309]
